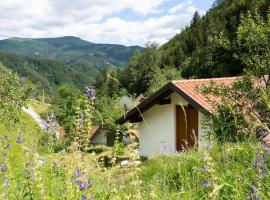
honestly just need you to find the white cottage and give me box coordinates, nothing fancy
[117,77,237,157]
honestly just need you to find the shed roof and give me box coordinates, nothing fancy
[117,77,238,124]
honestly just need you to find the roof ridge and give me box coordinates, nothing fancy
[171,76,238,84]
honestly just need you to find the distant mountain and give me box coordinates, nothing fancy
[0,51,98,93]
[0,36,144,68]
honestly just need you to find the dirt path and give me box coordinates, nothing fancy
[22,106,44,129]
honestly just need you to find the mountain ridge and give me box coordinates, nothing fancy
[0,36,144,68]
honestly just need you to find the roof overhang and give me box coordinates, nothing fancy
[116,82,210,125]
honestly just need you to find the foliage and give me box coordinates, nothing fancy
[0,64,33,128]
[121,42,162,94]
[113,132,125,156]
[120,0,270,96]
[88,145,111,154]
[73,96,95,151]
[52,84,82,143]
[202,10,270,142]
[137,142,270,199]
[93,96,128,134]
[146,65,182,95]
[95,68,127,98]
[236,9,270,85]
[0,52,98,94]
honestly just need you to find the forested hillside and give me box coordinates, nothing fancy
[0,36,143,68]
[119,0,270,95]
[0,52,98,93]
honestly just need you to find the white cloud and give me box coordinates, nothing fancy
[0,0,205,46]
[169,0,192,14]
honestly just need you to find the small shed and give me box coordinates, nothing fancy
[117,77,237,157]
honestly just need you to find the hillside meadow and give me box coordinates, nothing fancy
[0,111,269,199]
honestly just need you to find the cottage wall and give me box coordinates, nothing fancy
[138,92,207,157]
[91,131,107,145]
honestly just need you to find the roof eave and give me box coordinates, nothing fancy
[116,81,211,125]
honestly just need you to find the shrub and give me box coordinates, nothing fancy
[88,145,111,154]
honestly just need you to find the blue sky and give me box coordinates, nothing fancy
[0,0,214,46]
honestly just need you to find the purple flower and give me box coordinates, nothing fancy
[43,122,50,131]
[87,179,93,188]
[202,180,211,188]
[76,180,87,191]
[84,87,96,100]
[81,194,87,200]
[201,166,210,172]
[16,134,23,144]
[4,144,11,149]
[75,168,81,177]
[257,128,267,138]
[261,165,267,178]
[200,156,206,162]
[4,179,9,187]
[3,136,9,141]
[52,121,57,127]
[253,156,259,170]
[1,164,8,172]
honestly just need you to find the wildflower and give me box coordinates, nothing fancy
[200,156,206,162]
[24,169,34,178]
[16,134,23,144]
[4,144,11,149]
[84,86,96,100]
[81,194,87,200]
[261,149,269,178]
[87,179,93,188]
[75,168,81,177]
[43,122,50,131]
[76,180,87,191]
[202,180,211,188]
[1,164,8,172]
[201,166,210,172]
[52,121,57,127]
[257,128,267,138]
[249,184,254,200]
[3,136,9,141]
[253,149,261,170]
[253,156,259,170]
[3,179,9,187]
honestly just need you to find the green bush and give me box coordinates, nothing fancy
[88,145,111,154]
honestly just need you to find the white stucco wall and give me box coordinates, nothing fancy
[198,111,208,148]
[138,92,208,157]
[91,131,107,145]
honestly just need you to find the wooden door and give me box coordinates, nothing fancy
[176,105,198,151]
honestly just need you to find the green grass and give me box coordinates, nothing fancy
[1,112,270,199]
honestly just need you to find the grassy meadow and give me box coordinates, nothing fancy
[1,110,269,199]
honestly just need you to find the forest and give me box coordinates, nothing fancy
[114,0,270,95]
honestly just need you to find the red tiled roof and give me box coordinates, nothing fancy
[116,76,251,124]
[171,77,238,112]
